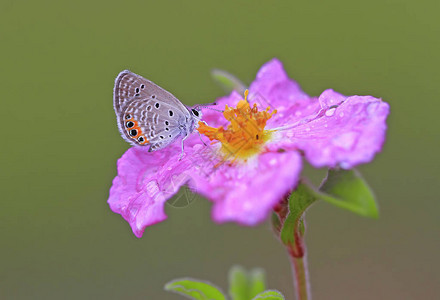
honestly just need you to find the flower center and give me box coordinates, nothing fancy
[197,90,277,161]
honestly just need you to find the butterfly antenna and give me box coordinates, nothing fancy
[198,102,224,112]
[202,107,224,112]
[198,101,218,108]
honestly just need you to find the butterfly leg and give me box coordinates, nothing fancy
[179,135,189,161]
[198,131,207,146]
[195,121,209,146]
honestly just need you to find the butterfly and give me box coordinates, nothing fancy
[113,70,207,158]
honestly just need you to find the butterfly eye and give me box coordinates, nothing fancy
[191,109,199,117]
[169,110,174,117]
[165,121,169,125]
[140,84,145,89]
[135,87,140,93]
[126,121,135,128]
[138,136,145,142]
[125,114,132,119]
[155,103,160,108]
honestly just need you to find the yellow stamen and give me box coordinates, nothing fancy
[198,90,277,162]
[244,89,249,102]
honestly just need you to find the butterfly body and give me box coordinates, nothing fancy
[113,70,203,153]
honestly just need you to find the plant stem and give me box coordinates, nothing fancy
[273,193,313,300]
[288,231,311,300]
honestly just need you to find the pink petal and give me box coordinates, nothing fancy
[108,145,195,237]
[249,59,310,107]
[282,89,390,168]
[189,150,302,225]
[248,59,317,128]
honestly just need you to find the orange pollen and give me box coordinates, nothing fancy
[197,90,277,161]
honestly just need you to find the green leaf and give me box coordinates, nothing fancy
[317,168,378,218]
[252,290,285,300]
[280,183,317,248]
[229,266,248,300]
[164,278,226,300]
[229,266,266,300]
[249,268,266,298]
[211,69,247,94]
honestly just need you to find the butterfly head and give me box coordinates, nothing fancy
[191,108,203,120]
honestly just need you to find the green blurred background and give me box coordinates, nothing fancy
[1,0,439,299]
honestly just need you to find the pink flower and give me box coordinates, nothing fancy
[108,59,389,238]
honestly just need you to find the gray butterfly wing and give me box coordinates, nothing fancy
[121,98,183,150]
[113,70,190,149]
[113,70,189,114]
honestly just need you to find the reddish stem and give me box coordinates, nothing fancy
[287,218,311,300]
[273,195,311,300]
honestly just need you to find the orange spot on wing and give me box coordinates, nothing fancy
[138,136,149,145]
[125,117,148,143]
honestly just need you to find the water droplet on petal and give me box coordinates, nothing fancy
[325,108,336,117]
